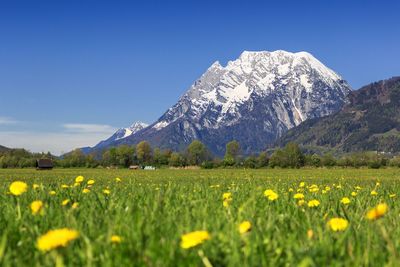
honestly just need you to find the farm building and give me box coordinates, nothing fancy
[36,159,54,170]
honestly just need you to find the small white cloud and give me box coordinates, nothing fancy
[0,116,18,124]
[62,123,117,134]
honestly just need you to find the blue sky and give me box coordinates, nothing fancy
[0,0,399,154]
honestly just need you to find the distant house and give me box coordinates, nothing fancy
[36,159,54,170]
[129,165,140,170]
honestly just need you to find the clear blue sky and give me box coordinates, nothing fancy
[0,0,399,154]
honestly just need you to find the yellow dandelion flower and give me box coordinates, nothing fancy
[389,194,396,198]
[82,188,90,194]
[180,230,210,249]
[239,221,252,234]
[297,199,305,206]
[299,182,305,188]
[308,199,320,208]
[355,186,362,190]
[62,199,70,206]
[309,186,319,193]
[75,176,84,183]
[222,192,232,200]
[366,203,388,220]
[340,197,351,205]
[111,235,122,243]
[115,177,122,182]
[87,179,95,185]
[71,202,79,209]
[307,229,314,239]
[30,200,44,215]
[336,185,342,189]
[264,189,278,201]
[61,184,69,189]
[73,182,80,187]
[370,190,378,196]
[288,188,294,192]
[49,190,56,195]
[293,193,304,199]
[9,181,28,196]
[36,228,79,252]
[33,184,40,190]
[103,189,111,195]
[328,218,348,231]
[351,191,357,197]
[325,186,331,191]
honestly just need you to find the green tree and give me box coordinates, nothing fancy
[186,140,208,165]
[224,140,241,166]
[136,141,152,164]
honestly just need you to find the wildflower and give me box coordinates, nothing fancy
[370,190,378,196]
[355,186,362,190]
[325,186,331,191]
[115,177,122,182]
[351,191,357,197]
[340,197,351,205]
[111,235,122,243]
[75,176,84,183]
[223,192,232,200]
[61,184,69,189]
[9,181,28,196]
[366,203,388,220]
[264,189,278,201]
[33,184,40,190]
[49,190,56,195]
[288,188,294,192]
[73,182,80,187]
[30,200,44,215]
[82,188,90,194]
[309,185,319,193]
[36,228,79,252]
[87,179,95,185]
[180,231,210,249]
[389,194,396,198]
[297,200,305,206]
[307,229,314,239]
[239,221,252,234]
[103,189,110,195]
[62,199,70,206]
[336,185,342,189]
[307,199,320,208]
[299,182,305,188]
[71,202,79,209]
[293,193,304,199]
[328,218,349,231]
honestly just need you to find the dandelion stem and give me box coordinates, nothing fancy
[198,249,213,267]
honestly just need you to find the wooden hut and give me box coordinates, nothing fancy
[36,159,54,170]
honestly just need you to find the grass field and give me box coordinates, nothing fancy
[0,168,399,266]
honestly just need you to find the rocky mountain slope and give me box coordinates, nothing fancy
[277,77,400,153]
[90,50,351,155]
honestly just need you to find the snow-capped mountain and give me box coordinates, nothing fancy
[91,122,148,150]
[93,50,351,155]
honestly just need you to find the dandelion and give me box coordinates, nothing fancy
[71,202,79,209]
[87,179,95,185]
[62,199,70,206]
[33,184,40,190]
[307,229,314,239]
[288,188,294,192]
[103,189,111,195]
[115,177,122,182]
[389,194,396,198]
[328,218,349,231]
[111,235,122,244]
[293,193,304,199]
[239,221,252,234]
[366,203,388,220]
[299,182,305,188]
[307,199,320,208]
[61,184,69,189]
[82,188,90,194]
[341,197,351,205]
[264,189,278,201]
[75,176,84,183]
[351,191,357,197]
[180,230,210,249]
[49,190,56,195]
[370,190,378,196]
[297,199,305,206]
[36,228,79,252]
[355,186,362,190]
[9,181,28,196]
[30,200,44,215]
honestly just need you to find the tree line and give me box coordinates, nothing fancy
[1,140,400,169]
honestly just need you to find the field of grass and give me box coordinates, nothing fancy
[0,168,399,266]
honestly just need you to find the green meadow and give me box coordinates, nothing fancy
[0,168,399,266]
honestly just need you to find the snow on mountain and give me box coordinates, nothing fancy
[91,50,352,155]
[90,121,148,150]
